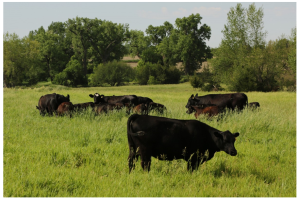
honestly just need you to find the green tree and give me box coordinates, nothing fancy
[87,19,130,64]
[65,17,93,85]
[4,33,26,86]
[168,14,212,75]
[288,28,296,79]
[4,33,42,86]
[128,30,150,58]
[35,27,65,81]
[211,3,275,91]
[48,22,74,74]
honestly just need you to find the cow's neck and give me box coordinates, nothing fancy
[209,131,222,152]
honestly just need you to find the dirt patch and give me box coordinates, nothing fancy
[122,56,140,60]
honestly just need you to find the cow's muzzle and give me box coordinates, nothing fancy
[229,150,237,156]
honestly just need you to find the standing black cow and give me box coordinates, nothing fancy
[127,114,239,173]
[186,93,248,111]
[89,93,138,106]
[36,93,70,116]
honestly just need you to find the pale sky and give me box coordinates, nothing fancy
[2,1,297,48]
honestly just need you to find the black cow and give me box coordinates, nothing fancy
[137,96,153,105]
[186,93,248,111]
[94,102,124,114]
[73,102,95,111]
[148,102,167,114]
[89,93,138,106]
[127,114,240,173]
[36,93,70,116]
[249,102,260,109]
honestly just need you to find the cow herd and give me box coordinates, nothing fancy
[36,93,166,117]
[36,92,260,173]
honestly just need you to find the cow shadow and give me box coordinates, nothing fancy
[212,161,276,184]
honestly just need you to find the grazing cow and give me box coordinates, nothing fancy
[186,93,248,111]
[127,114,239,172]
[73,102,95,111]
[57,102,74,117]
[187,105,221,119]
[148,102,167,114]
[89,93,139,106]
[132,103,148,115]
[136,96,153,105]
[249,102,260,109]
[94,102,124,114]
[36,93,70,116]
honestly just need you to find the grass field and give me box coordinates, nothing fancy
[3,83,296,197]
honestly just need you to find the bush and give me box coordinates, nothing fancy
[89,60,135,86]
[190,75,204,89]
[135,61,181,85]
[147,76,160,85]
[53,57,86,87]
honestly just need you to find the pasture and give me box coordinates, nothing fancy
[3,83,296,197]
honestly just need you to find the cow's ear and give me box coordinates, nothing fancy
[233,132,240,137]
[191,94,194,98]
[101,95,104,98]
[195,93,198,97]
[89,94,94,98]
[214,132,223,139]
[67,94,70,99]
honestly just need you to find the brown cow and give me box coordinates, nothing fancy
[57,102,74,117]
[132,103,148,115]
[188,105,221,119]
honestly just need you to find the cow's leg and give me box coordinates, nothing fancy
[140,153,151,172]
[187,155,200,172]
[128,147,137,173]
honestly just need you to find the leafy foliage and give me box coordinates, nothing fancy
[3,33,43,87]
[89,60,135,86]
[210,3,294,92]
[53,56,86,87]
[135,61,181,85]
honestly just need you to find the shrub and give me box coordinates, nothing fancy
[136,61,181,85]
[190,75,204,89]
[53,57,86,87]
[89,60,135,86]
[147,76,160,85]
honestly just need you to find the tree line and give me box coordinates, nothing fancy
[4,3,296,91]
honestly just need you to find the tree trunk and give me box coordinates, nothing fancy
[47,57,52,82]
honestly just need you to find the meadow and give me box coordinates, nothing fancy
[3,83,296,197]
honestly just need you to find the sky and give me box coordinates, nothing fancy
[2,1,297,48]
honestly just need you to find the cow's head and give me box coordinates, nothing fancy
[214,131,239,156]
[186,106,195,114]
[186,94,199,108]
[57,94,70,103]
[89,93,105,104]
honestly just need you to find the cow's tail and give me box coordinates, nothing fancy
[127,114,145,136]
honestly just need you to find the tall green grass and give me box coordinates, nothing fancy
[3,83,296,197]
